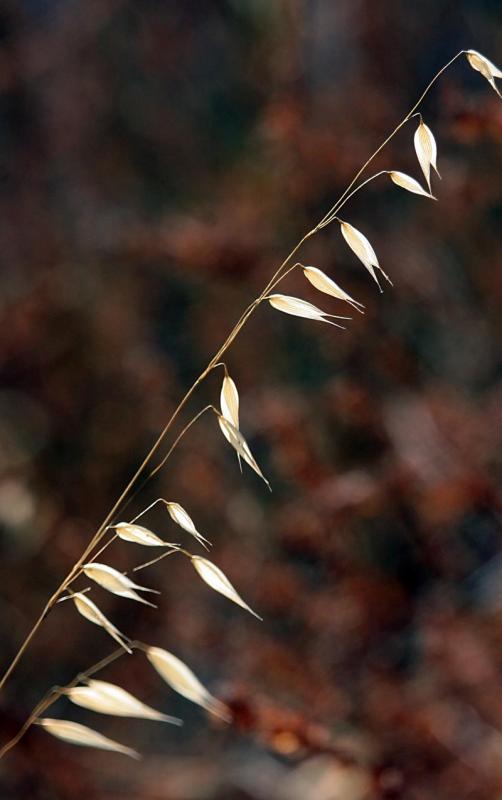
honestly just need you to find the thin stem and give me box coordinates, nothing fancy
[263,261,303,295]
[211,361,229,377]
[129,498,168,525]
[258,232,316,307]
[0,51,466,739]
[81,404,216,565]
[83,533,118,565]
[140,405,216,487]
[0,589,62,696]
[132,547,183,573]
[318,171,388,229]
[61,534,119,592]
[316,50,464,230]
[0,688,60,759]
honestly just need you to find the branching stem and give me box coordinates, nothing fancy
[0,50,465,756]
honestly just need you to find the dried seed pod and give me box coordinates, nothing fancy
[70,592,132,653]
[303,266,364,312]
[220,372,242,472]
[413,120,440,192]
[66,679,181,725]
[165,502,210,548]
[37,718,140,759]
[389,171,435,199]
[217,415,270,489]
[267,293,348,326]
[82,563,159,607]
[466,49,502,98]
[114,522,176,548]
[220,374,239,430]
[339,221,391,291]
[190,555,262,620]
[145,645,229,719]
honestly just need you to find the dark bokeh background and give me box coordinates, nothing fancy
[0,2,501,798]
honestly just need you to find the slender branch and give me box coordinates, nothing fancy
[0,689,59,759]
[130,405,217,498]
[259,52,464,298]
[132,547,185,573]
[318,171,388,229]
[0,52,466,747]
[130,497,169,525]
[0,588,64,696]
[81,532,118,566]
[78,404,216,570]
[316,50,464,230]
[262,173,389,298]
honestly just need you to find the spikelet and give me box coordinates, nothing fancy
[190,555,262,620]
[413,121,440,192]
[267,293,349,327]
[114,522,177,548]
[303,266,364,312]
[220,374,239,430]
[66,679,181,724]
[82,563,159,607]
[339,220,391,291]
[389,171,435,199]
[217,415,270,489]
[145,645,230,719]
[466,50,502,98]
[37,718,140,759]
[165,502,210,548]
[220,372,242,472]
[70,592,132,653]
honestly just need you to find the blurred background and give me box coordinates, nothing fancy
[0,1,501,798]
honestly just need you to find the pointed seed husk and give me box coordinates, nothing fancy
[220,375,239,429]
[413,121,440,192]
[339,221,392,290]
[115,522,176,548]
[466,50,502,98]
[389,170,435,199]
[66,679,181,725]
[82,563,159,607]
[37,718,140,759]
[303,266,364,312]
[190,555,262,620]
[217,415,271,489]
[71,592,132,653]
[166,502,210,548]
[145,645,230,720]
[220,373,242,472]
[267,294,348,326]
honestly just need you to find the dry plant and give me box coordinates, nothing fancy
[0,48,500,761]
